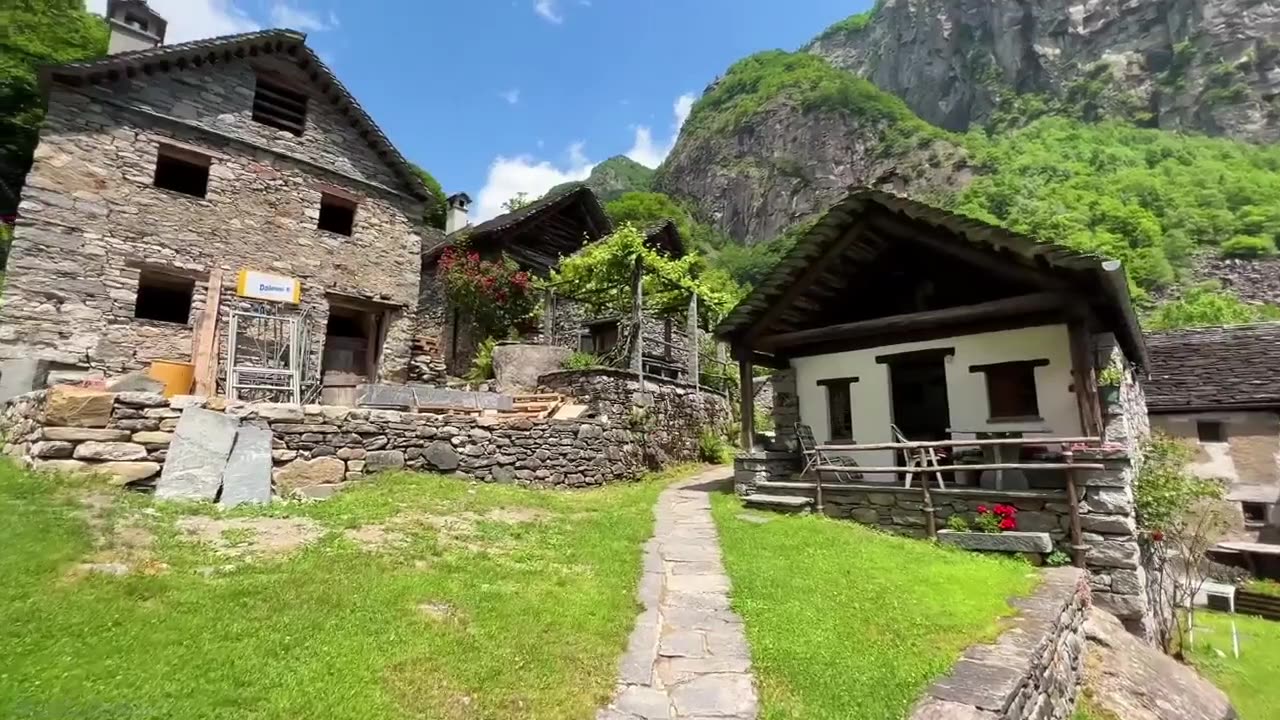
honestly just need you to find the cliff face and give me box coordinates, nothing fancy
[806,0,1280,143]
[656,101,968,244]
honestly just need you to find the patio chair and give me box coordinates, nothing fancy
[795,423,862,483]
[891,424,945,490]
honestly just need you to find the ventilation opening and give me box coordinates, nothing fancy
[1197,420,1226,443]
[153,146,210,198]
[135,271,195,324]
[1242,502,1269,527]
[253,76,308,135]
[318,193,357,236]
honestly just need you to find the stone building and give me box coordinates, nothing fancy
[0,10,429,403]
[1146,323,1280,546]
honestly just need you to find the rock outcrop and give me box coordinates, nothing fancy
[806,0,1280,143]
[1080,609,1237,720]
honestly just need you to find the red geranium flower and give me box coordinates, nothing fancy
[999,517,1016,531]
[977,505,988,514]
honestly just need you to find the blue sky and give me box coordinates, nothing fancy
[88,1,872,219]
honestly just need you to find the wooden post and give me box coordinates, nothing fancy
[542,288,556,344]
[686,293,700,386]
[1068,313,1103,437]
[1064,449,1086,568]
[191,267,223,396]
[738,356,754,452]
[631,257,643,384]
[920,472,937,540]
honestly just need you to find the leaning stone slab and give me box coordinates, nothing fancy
[46,386,115,428]
[938,530,1053,554]
[155,408,240,501]
[220,425,273,508]
[0,358,50,403]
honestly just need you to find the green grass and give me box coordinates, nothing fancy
[1185,610,1280,719]
[710,495,1039,720]
[0,461,699,719]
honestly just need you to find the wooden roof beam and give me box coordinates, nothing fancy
[756,292,1071,351]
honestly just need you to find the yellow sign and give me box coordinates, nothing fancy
[236,270,301,304]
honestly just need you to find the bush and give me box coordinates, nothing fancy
[466,337,497,383]
[697,429,734,465]
[1221,234,1277,258]
[562,352,599,370]
[945,515,970,532]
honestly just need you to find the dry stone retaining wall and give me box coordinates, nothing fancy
[909,568,1090,720]
[538,369,732,464]
[2,387,649,495]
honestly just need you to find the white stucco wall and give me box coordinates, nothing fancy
[791,324,1082,468]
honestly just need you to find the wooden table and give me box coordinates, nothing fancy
[948,428,1050,491]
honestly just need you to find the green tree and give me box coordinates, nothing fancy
[1144,282,1280,330]
[0,0,107,212]
[501,192,532,213]
[410,165,447,230]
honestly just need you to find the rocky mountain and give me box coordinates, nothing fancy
[653,52,972,245]
[655,0,1280,316]
[808,0,1280,142]
[551,155,654,203]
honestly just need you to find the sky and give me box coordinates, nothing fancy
[86,1,872,220]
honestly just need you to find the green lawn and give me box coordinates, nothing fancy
[0,461,692,719]
[710,495,1039,720]
[1186,610,1280,719]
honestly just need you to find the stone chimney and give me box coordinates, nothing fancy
[106,0,168,54]
[445,193,472,234]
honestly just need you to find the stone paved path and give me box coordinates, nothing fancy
[597,467,759,720]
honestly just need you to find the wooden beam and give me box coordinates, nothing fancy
[730,345,790,370]
[1067,311,1103,436]
[758,292,1069,351]
[191,268,224,396]
[868,214,1072,291]
[739,357,754,451]
[742,222,866,343]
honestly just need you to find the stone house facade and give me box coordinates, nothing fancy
[1146,323,1280,542]
[0,28,428,401]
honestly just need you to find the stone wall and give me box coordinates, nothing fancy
[733,448,1149,631]
[0,57,423,382]
[909,568,1089,720]
[538,369,732,463]
[2,388,650,494]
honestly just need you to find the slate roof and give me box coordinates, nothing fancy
[1145,323,1280,411]
[424,183,614,262]
[42,29,427,200]
[714,188,1147,366]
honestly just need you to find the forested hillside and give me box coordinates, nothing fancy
[645,2,1280,327]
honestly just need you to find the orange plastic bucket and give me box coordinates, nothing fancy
[148,360,195,397]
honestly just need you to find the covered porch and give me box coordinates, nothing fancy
[717,190,1150,567]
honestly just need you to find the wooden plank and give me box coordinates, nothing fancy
[739,357,754,451]
[191,267,223,396]
[815,462,1107,473]
[741,222,866,343]
[757,292,1069,351]
[1067,311,1103,437]
[821,436,1100,451]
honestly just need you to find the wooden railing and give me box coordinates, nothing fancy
[812,436,1110,568]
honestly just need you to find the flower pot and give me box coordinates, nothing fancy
[937,530,1053,554]
[1098,385,1121,414]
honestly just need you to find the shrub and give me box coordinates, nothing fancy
[438,246,538,339]
[972,504,1017,533]
[1045,550,1072,567]
[466,337,497,383]
[1244,579,1280,597]
[1221,234,1277,258]
[697,429,734,465]
[945,515,970,532]
[562,352,599,370]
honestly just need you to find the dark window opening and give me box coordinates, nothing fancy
[124,12,150,31]
[134,271,194,324]
[1242,502,1269,527]
[153,147,210,198]
[972,360,1048,421]
[819,378,856,442]
[252,76,308,135]
[318,194,357,236]
[326,307,368,339]
[1197,421,1226,443]
[587,321,619,356]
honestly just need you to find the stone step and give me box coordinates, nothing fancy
[743,493,813,512]
[755,480,819,491]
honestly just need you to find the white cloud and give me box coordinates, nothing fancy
[500,89,521,105]
[87,0,259,43]
[474,143,595,221]
[626,92,697,169]
[269,3,337,32]
[534,0,563,23]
